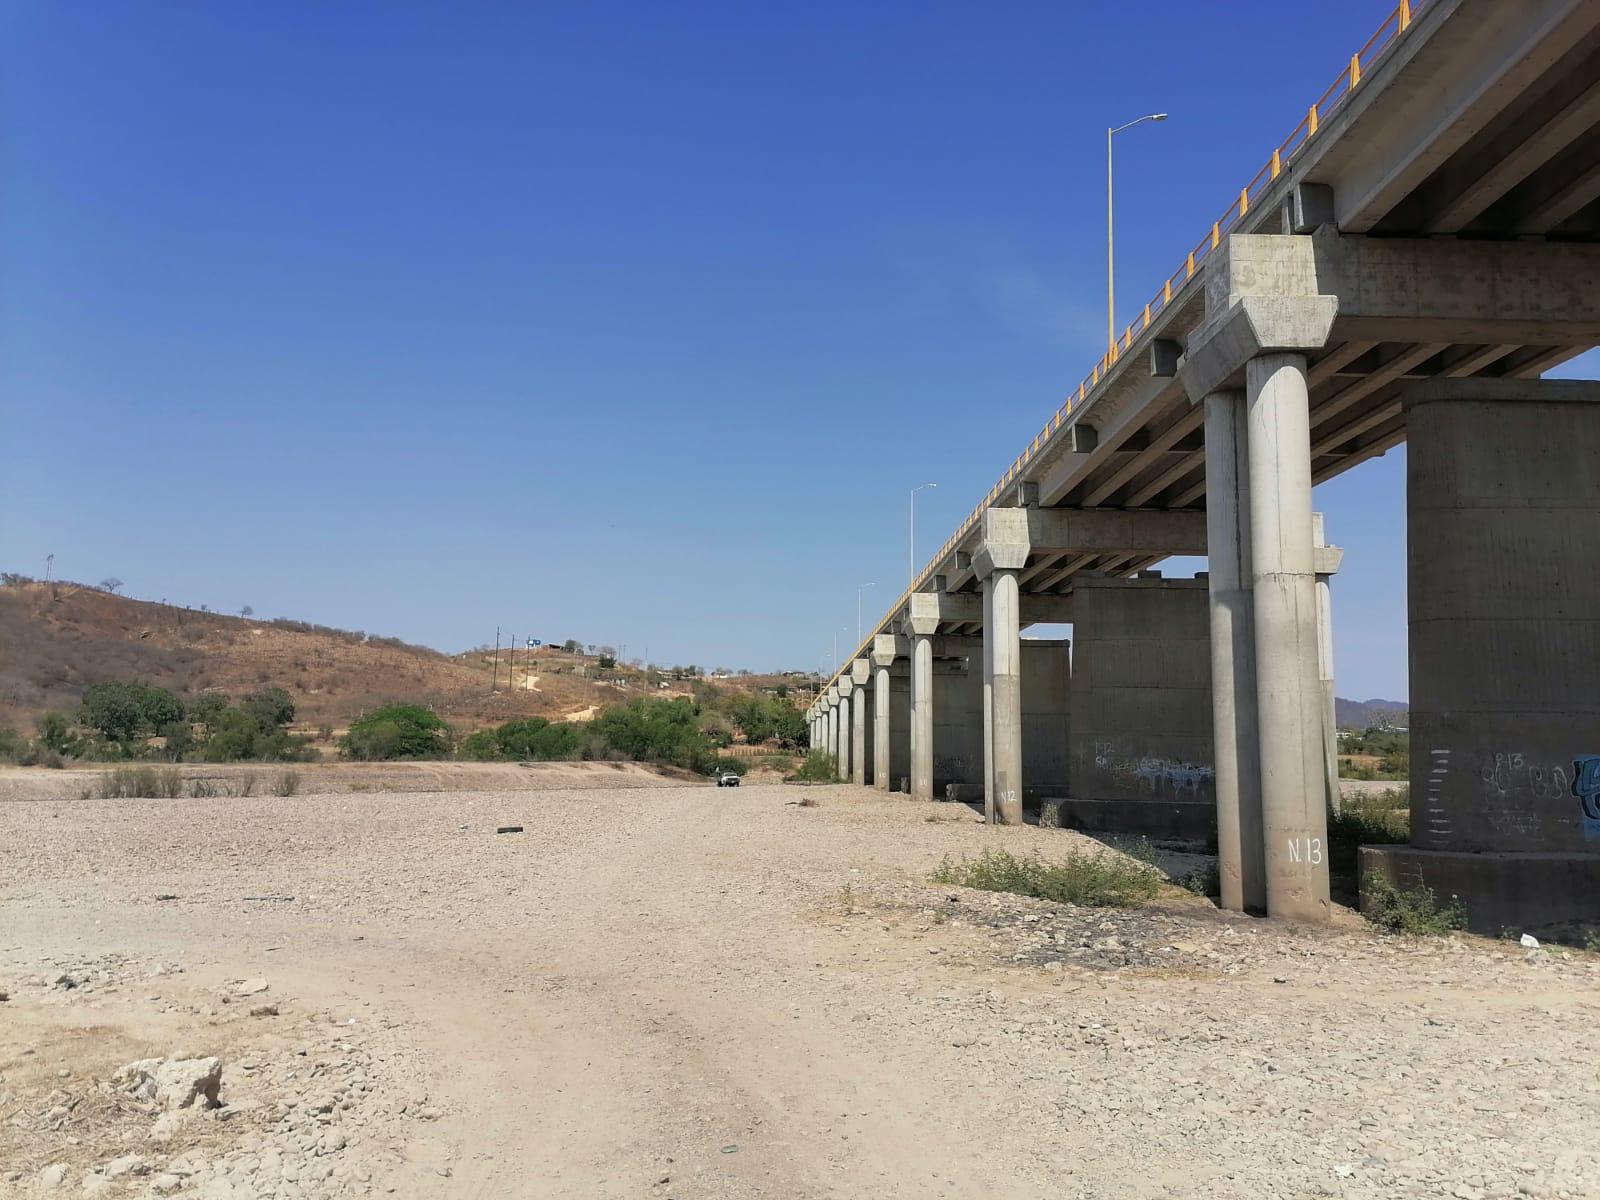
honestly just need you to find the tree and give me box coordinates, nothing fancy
[79,680,184,747]
[339,705,452,760]
[240,605,254,617]
[240,687,295,731]
[35,711,79,756]
[99,577,123,593]
[597,654,616,670]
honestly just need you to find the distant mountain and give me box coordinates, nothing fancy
[1335,697,1408,730]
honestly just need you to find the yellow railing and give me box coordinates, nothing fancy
[824,0,1427,690]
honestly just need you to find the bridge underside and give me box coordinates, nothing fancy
[813,0,1600,936]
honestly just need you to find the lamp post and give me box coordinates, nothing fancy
[856,582,875,652]
[909,482,938,587]
[1108,112,1168,355]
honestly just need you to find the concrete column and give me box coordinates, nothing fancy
[850,682,867,785]
[982,570,1024,825]
[1204,388,1266,914]
[1313,514,1340,816]
[910,634,934,801]
[835,680,853,782]
[871,635,895,791]
[1245,353,1331,922]
[873,667,890,788]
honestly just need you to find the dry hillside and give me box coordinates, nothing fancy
[0,580,808,736]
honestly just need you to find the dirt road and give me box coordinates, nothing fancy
[4,774,1598,1199]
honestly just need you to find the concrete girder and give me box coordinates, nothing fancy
[1185,233,1600,403]
[899,591,1076,631]
[848,658,871,687]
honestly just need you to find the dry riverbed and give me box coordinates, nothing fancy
[3,771,1597,1199]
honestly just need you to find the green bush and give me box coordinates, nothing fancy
[80,680,184,747]
[931,847,1162,908]
[457,718,581,762]
[1328,789,1409,876]
[787,751,839,782]
[592,697,717,772]
[339,705,452,761]
[729,695,808,748]
[35,711,82,756]
[96,765,185,799]
[1361,875,1464,936]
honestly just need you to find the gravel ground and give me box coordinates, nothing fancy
[3,774,1597,1199]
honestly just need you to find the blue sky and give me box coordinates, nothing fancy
[2,2,1590,695]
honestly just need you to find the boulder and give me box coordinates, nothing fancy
[117,1056,222,1110]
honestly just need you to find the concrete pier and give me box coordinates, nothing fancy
[1204,388,1266,913]
[871,635,894,790]
[982,569,1023,825]
[907,594,938,801]
[1363,379,1600,933]
[1064,576,1215,839]
[836,678,853,783]
[849,658,870,786]
[1246,352,1331,923]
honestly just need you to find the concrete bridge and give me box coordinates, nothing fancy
[808,0,1600,933]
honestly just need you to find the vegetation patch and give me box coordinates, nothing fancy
[1361,875,1464,936]
[931,847,1162,909]
[95,766,185,799]
[787,751,839,783]
[1328,787,1409,876]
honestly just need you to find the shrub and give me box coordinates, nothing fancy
[240,687,295,730]
[1328,789,1409,876]
[729,695,807,747]
[96,766,184,799]
[1361,875,1464,936]
[591,698,717,772]
[35,711,82,757]
[787,751,839,782]
[79,680,184,747]
[931,847,1162,908]
[457,729,501,761]
[339,705,452,760]
[271,769,301,797]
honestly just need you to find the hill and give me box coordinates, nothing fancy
[0,579,809,738]
[1335,697,1408,730]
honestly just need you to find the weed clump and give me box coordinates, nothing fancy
[931,847,1161,909]
[1361,875,1464,936]
[1328,788,1409,875]
[787,751,838,783]
[271,769,301,797]
[97,766,184,799]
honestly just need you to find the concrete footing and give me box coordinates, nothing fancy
[1360,847,1600,935]
[1366,378,1600,934]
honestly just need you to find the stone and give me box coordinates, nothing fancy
[37,1163,68,1190]
[119,1056,222,1110]
[150,1175,183,1195]
[101,1154,148,1179]
[234,979,270,997]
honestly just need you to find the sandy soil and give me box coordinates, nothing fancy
[3,777,1597,1199]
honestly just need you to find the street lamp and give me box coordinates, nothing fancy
[909,482,938,586]
[856,582,876,652]
[1108,112,1168,355]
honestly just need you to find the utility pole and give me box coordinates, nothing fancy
[492,627,501,693]
[509,632,516,694]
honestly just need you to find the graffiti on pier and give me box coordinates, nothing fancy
[1092,741,1214,795]
[1573,756,1600,841]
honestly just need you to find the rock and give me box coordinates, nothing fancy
[53,973,80,990]
[1519,934,1540,949]
[234,978,270,997]
[80,1178,113,1198]
[249,1003,280,1018]
[150,1108,207,1141]
[37,1163,68,1190]
[102,1154,149,1179]
[119,1056,222,1110]
[150,1175,183,1195]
